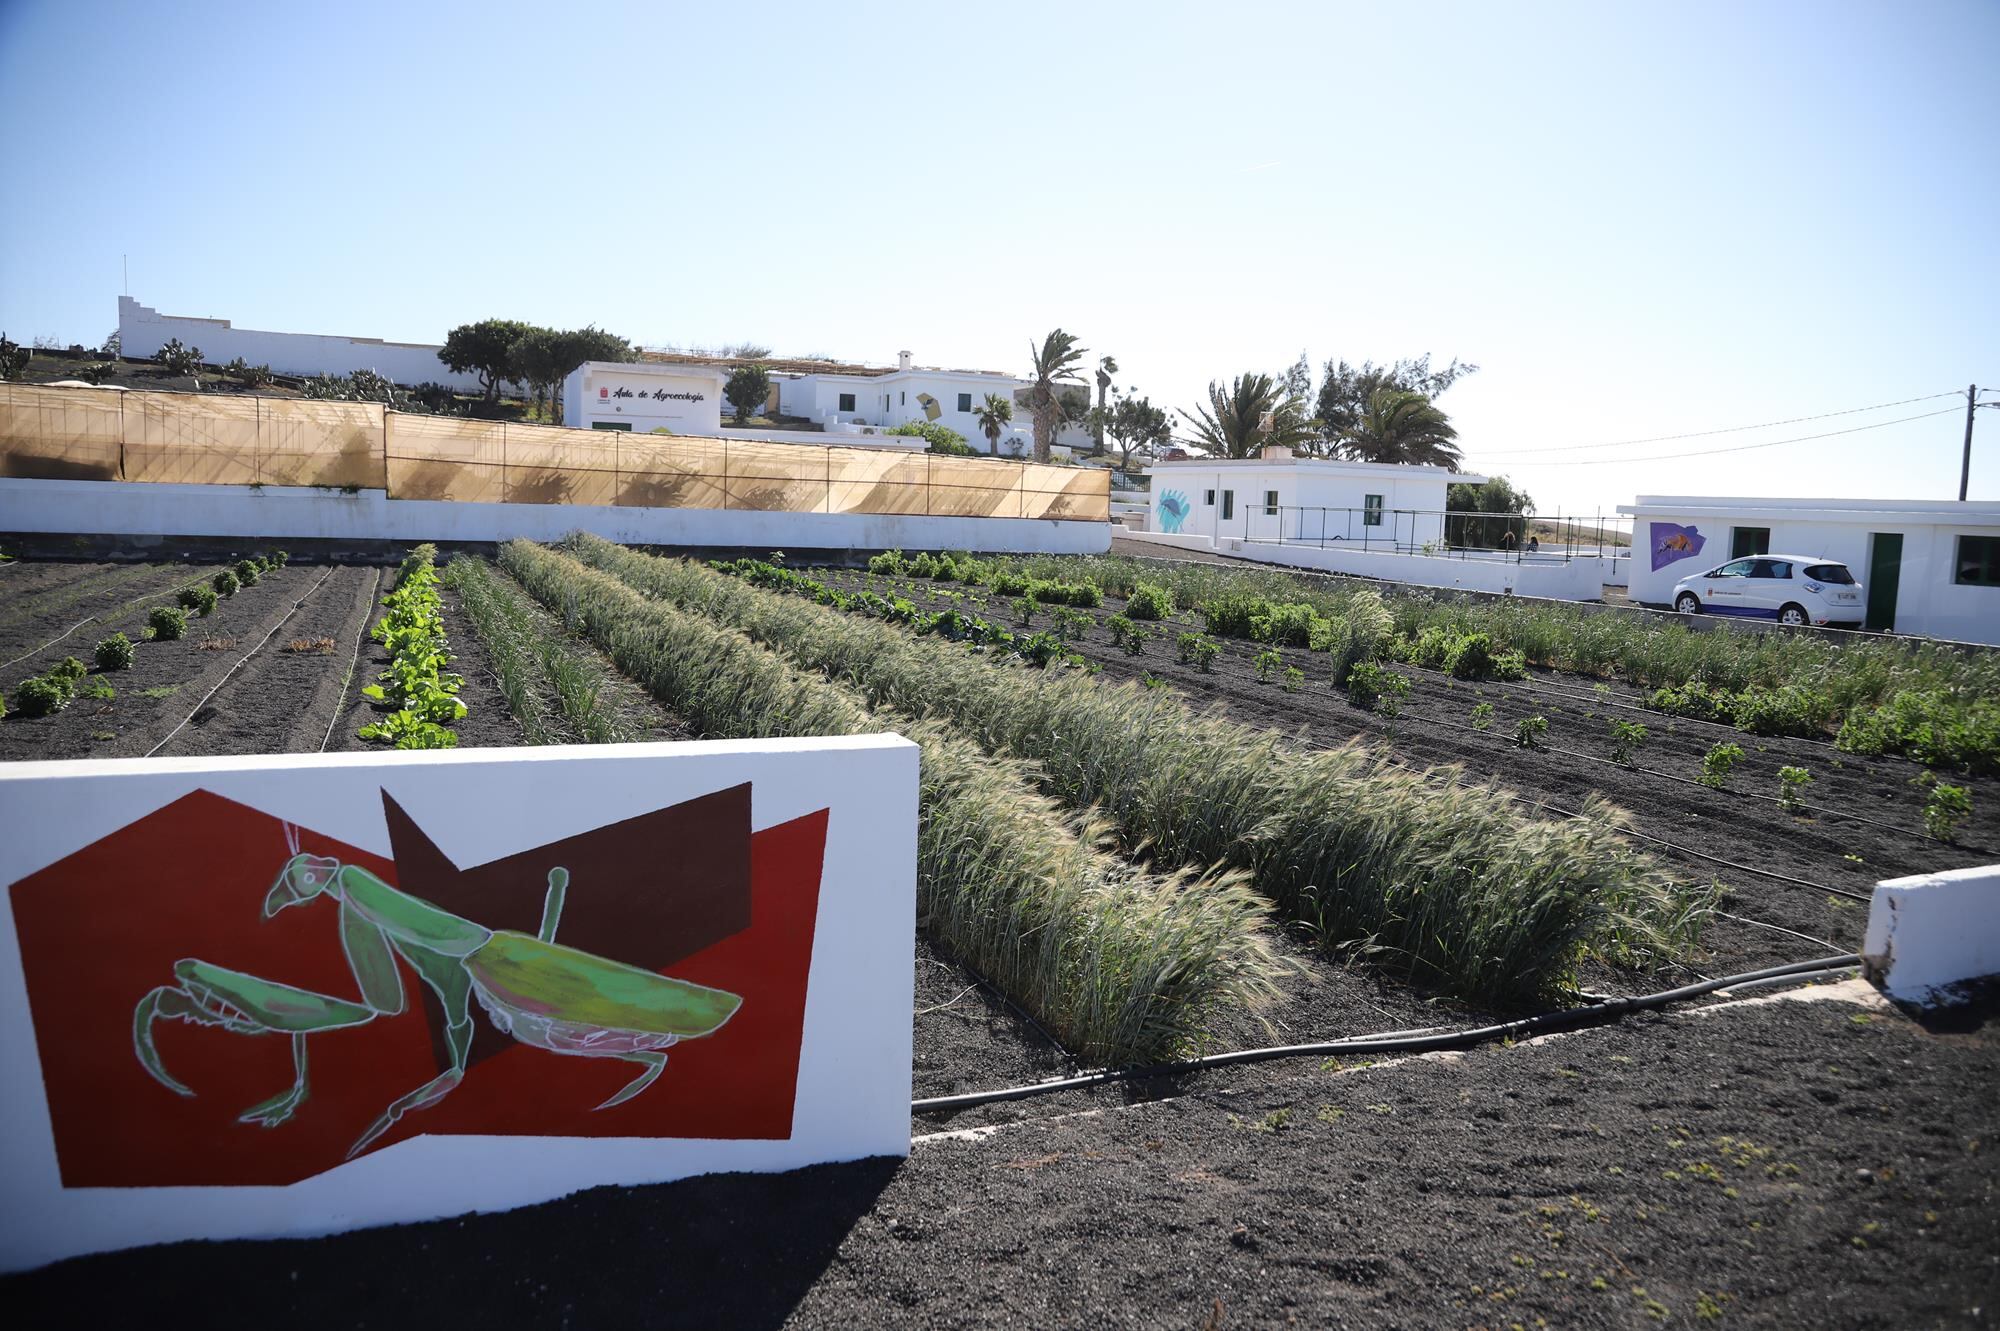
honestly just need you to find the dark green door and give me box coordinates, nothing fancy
[1865,532,1902,631]
[1731,526,1770,558]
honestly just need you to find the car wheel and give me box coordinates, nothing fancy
[1675,592,1701,614]
[1778,603,1808,627]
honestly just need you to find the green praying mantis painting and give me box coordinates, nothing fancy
[133,822,743,1160]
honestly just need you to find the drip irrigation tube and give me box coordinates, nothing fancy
[320,567,384,753]
[911,954,1862,1115]
[0,570,214,672]
[146,567,338,758]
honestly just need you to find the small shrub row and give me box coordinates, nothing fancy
[358,544,464,749]
[867,548,1101,607]
[9,655,89,719]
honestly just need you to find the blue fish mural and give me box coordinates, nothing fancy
[1157,489,1191,534]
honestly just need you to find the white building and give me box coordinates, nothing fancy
[560,360,729,435]
[1144,451,1479,548]
[776,351,1038,451]
[117,296,485,393]
[1619,495,2000,644]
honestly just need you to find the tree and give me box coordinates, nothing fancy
[439,319,534,405]
[973,393,1014,454]
[1103,393,1172,471]
[1177,373,1319,459]
[1446,475,1534,549]
[723,364,772,424]
[1316,354,1477,455]
[0,333,29,381]
[1344,388,1464,468]
[1091,355,1118,455]
[1025,329,1087,463]
[506,324,636,425]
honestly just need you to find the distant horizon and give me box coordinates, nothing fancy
[2,0,1994,515]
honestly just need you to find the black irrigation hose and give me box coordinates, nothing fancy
[0,568,215,672]
[146,567,339,758]
[911,954,1863,1114]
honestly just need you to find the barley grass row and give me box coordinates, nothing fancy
[497,540,1280,1064]
[567,533,1706,1007]
[443,555,631,744]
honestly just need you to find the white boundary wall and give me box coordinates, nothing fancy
[0,736,918,1271]
[1863,863,2000,1008]
[1121,528,1610,600]
[0,478,1112,555]
[118,297,486,393]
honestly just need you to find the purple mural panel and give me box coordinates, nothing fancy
[1649,522,1707,572]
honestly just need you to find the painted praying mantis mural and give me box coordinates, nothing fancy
[133,823,743,1159]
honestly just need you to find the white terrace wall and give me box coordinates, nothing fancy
[0,736,919,1271]
[0,478,1114,555]
[1120,528,1610,600]
[118,297,487,393]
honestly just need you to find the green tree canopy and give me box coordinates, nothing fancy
[973,392,1014,454]
[1343,388,1464,469]
[1177,373,1319,459]
[439,319,535,403]
[724,364,772,424]
[506,324,636,425]
[1315,354,1478,456]
[1446,474,1534,549]
[887,419,973,454]
[1026,329,1087,462]
[1102,393,1172,471]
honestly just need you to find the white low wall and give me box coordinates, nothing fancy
[1863,863,2000,1008]
[0,478,1112,555]
[118,297,485,393]
[1120,529,1610,600]
[0,735,918,1270]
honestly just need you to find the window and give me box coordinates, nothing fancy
[900,391,906,405]
[1711,559,1755,578]
[1363,494,1384,527]
[1221,490,1235,521]
[590,421,632,432]
[838,392,856,412]
[1731,527,1770,558]
[1804,563,1857,585]
[1749,559,1792,579]
[1264,489,1279,516]
[1205,489,1216,506]
[957,392,973,413]
[1956,534,2000,586]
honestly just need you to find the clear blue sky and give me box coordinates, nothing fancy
[2,0,1994,513]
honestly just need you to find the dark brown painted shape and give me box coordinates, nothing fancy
[381,783,753,1070]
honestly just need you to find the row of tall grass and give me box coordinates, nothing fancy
[443,555,631,744]
[888,552,2000,773]
[567,534,1707,1007]
[496,540,1281,1063]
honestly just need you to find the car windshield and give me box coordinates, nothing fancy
[1804,563,1857,585]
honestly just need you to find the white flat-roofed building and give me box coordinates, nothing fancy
[1143,450,1484,548]
[560,360,728,435]
[1620,495,2000,643]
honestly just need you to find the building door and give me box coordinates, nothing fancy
[1731,526,1770,558]
[1865,533,1902,632]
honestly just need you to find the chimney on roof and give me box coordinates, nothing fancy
[898,350,913,372]
[1261,444,1294,461]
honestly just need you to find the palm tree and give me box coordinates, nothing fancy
[1091,354,1118,455]
[1177,373,1319,459]
[974,393,1014,455]
[1343,388,1463,468]
[1026,329,1087,463]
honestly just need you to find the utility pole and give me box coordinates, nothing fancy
[1963,384,1978,502]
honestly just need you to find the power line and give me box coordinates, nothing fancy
[1480,390,1963,456]
[1470,407,1962,468]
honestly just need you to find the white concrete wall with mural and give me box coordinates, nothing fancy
[562,361,728,436]
[118,297,486,393]
[0,478,1114,555]
[1123,527,1611,600]
[1144,457,1474,549]
[0,736,918,1271]
[1621,496,2000,644]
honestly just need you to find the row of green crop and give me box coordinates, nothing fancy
[575,534,1707,1007]
[358,545,465,749]
[497,539,1280,1063]
[850,553,2000,773]
[442,556,630,744]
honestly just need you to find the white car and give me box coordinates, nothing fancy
[1671,554,1865,628]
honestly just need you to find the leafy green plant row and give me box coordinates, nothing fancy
[866,548,1102,606]
[442,555,629,745]
[570,535,1708,1007]
[499,540,1279,1063]
[357,544,465,749]
[900,552,2000,774]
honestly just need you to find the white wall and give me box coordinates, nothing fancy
[1120,528,1611,600]
[1625,501,2000,644]
[0,735,918,1270]
[562,363,725,436]
[118,297,485,393]
[0,478,1113,555]
[779,372,1045,454]
[1146,463,1457,547]
[1863,863,2000,1008]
